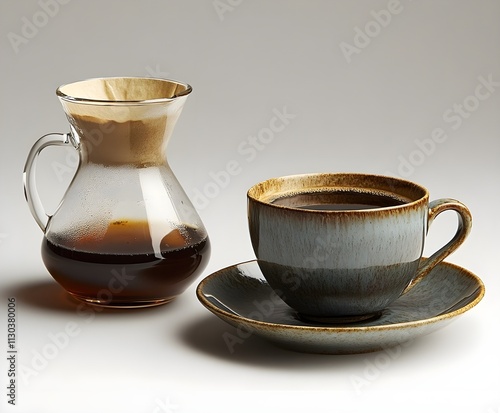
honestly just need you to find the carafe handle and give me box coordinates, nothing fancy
[23,132,79,232]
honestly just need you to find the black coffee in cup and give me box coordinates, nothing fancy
[271,189,409,211]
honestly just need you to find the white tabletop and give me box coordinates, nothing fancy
[1,1,499,412]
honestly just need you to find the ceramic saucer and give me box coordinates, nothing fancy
[196,260,484,354]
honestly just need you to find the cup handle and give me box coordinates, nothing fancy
[23,132,80,232]
[402,198,472,293]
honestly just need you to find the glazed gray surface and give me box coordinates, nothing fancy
[196,260,484,354]
[247,173,472,319]
[257,260,419,318]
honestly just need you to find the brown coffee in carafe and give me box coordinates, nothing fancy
[42,220,210,307]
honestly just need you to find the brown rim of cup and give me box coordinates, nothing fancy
[247,172,429,213]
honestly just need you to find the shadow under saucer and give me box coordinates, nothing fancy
[178,312,374,369]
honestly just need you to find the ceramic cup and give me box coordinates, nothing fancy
[247,173,472,323]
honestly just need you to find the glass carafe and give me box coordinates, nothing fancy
[24,77,211,308]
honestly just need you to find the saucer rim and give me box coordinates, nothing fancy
[196,259,485,333]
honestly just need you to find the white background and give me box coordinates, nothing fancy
[1,1,499,412]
